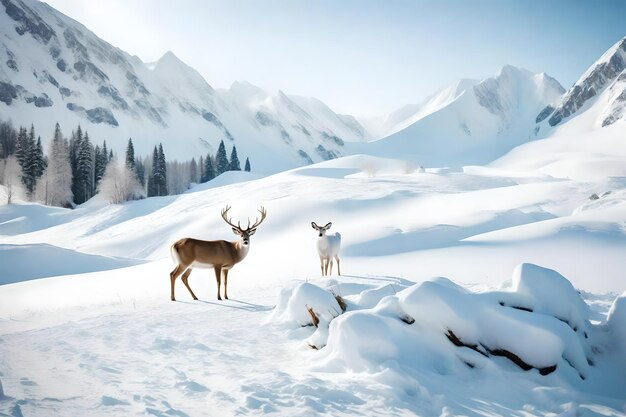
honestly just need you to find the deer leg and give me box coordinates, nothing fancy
[320,256,325,276]
[170,264,185,301]
[214,266,222,300]
[324,258,330,276]
[223,269,229,300]
[181,268,198,300]
[335,256,341,276]
[329,258,334,276]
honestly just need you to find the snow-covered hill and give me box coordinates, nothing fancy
[352,66,564,166]
[0,0,368,171]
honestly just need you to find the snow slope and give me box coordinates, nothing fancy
[0,0,368,171]
[352,66,564,167]
[0,154,625,415]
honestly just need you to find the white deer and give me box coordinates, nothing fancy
[169,206,267,301]
[311,221,341,276]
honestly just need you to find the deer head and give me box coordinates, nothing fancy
[222,205,267,246]
[311,221,332,238]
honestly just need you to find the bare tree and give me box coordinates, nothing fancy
[98,158,145,204]
[34,126,73,207]
[0,156,21,204]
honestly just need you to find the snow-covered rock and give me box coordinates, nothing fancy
[271,282,342,327]
[319,264,593,380]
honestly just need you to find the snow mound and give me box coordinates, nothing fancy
[0,243,143,284]
[270,282,345,349]
[507,263,591,337]
[270,282,343,327]
[607,292,626,354]
[317,264,594,380]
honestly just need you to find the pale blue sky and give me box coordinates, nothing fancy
[45,0,626,116]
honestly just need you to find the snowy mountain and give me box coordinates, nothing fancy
[536,36,626,129]
[489,36,626,182]
[354,66,565,166]
[0,0,369,171]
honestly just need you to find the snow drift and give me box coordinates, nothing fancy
[272,264,624,386]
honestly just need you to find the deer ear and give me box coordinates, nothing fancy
[232,227,241,235]
[324,222,332,230]
[311,222,318,229]
[248,228,256,236]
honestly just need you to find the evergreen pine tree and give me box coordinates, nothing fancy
[125,138,135,170]
[135,157,146,187]
[201,153,215,183]
[157,143,167,196]
[108,149,114,161]
[75,132,94,204]
[147,146,158,197]
[215,140,229,175]
[189,157,198,183]
[15,126,37,194]
[69,125,83,203]
[198,155,204,181]
[0,120,18,158]
[15,127,30,169]
[33,136,46,180]
[244,157,251,172]
[229,145,241,171]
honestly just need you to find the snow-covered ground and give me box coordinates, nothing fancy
[1,154,625,416]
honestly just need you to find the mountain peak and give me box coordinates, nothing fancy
[536,35,626,127]
[497,65,532,79]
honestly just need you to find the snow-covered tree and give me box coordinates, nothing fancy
[189,157,198,183]
[15,125,45,196]
[201,153,215,183]
[0,120,17,158]
[15,127,31,189]
[94,144,106,189]
[135,157,146,187]
[0,156,21,204]
[157,143,167,196]
[35,123,73,207]
[74,131,94,204]
[33,136,46,180]
[244,157,251,172]
[215,140,229,175]
[166,160,191,195]
[148,144,167,196]
[69,125,83,202]
[198,155,204,182]
[98,158,145,204]
[125,138,135,170]
[229,145,241,171]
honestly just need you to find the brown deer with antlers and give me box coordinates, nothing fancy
[169,205,267,301]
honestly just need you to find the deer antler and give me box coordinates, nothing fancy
[248,206,267,230]
[221,205,243,232]
[221,206,267,232]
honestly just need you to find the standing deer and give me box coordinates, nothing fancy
[169,206,267,301]
[311,221,341,276]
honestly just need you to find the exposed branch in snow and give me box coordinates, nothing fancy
[332,293,347,313]
[306,305,320,328]
[445,329,559,376]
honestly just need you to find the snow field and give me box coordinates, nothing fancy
[1,154,625,416]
